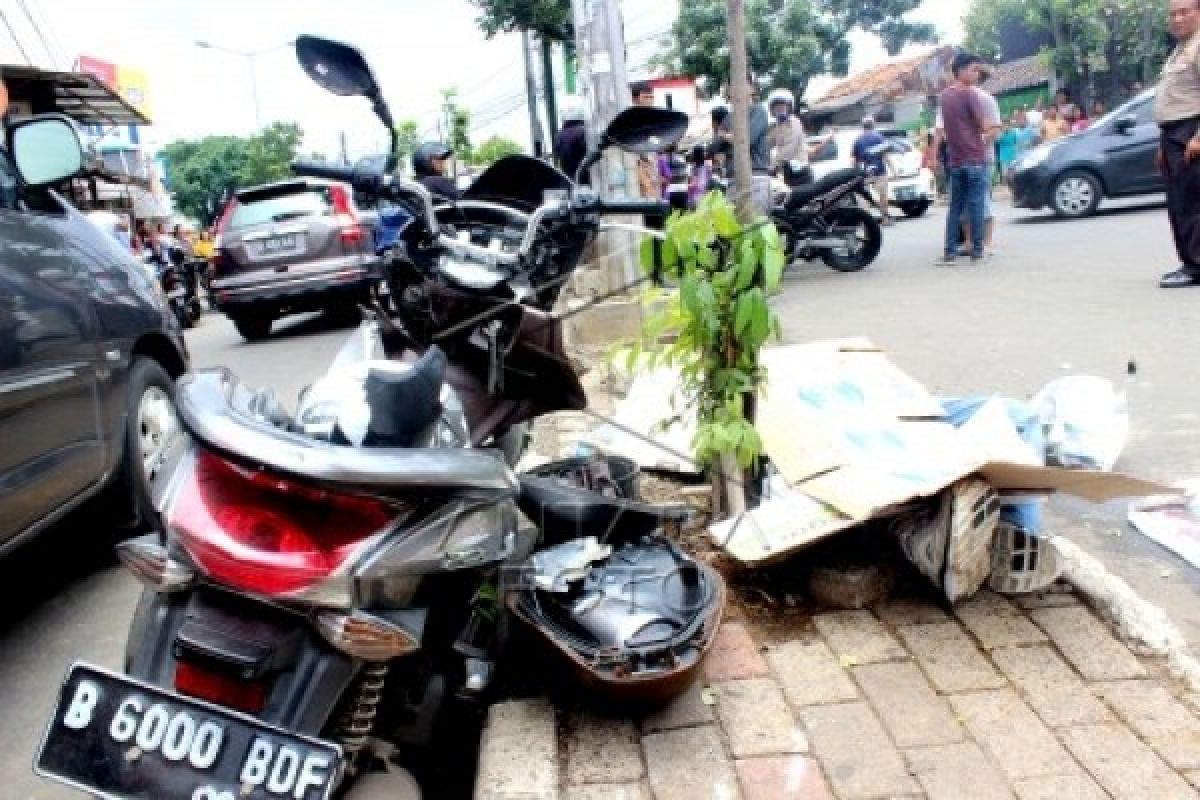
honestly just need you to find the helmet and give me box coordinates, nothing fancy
[561,101,586,124]
[412,141,452,178]
[767,88,795,111]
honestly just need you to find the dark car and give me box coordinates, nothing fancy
[0,115,189,555]
[209,178,380,341]
[1010,90,1163,218]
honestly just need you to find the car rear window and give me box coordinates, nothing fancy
[228,188,333,230]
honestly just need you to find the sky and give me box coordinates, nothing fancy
[0,0,967,161]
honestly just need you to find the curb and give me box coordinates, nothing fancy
[1055,536,1200,691]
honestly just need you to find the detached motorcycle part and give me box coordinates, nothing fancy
[510,536,724,709]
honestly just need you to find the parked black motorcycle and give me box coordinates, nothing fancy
[146,246,201,329]
[771,163,884,272]
[35,35,723,800]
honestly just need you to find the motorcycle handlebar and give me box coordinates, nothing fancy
[594,199,670,217]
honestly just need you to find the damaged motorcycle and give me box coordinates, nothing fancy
[34,35,724,800]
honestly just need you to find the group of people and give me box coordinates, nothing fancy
[991,92,1108,179]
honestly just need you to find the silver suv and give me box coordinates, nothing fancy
[210,178,379,341]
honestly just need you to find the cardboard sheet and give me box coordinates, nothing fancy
[713,340,1176,565]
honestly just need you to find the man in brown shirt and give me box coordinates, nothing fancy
[933,52,992,263]
[1157,0,1200,287]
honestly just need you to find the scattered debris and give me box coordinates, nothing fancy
[1129,486,1200,570]
[1031,376,1129,471]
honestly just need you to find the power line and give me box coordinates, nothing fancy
[16,0,57,67]
[0,7,32,65]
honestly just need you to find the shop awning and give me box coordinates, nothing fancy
[1,65,150,126]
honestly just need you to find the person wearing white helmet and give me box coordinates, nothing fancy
[767,87,809,174]
[556,101,590,184]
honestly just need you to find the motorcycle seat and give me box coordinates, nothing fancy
[174,366,518,498]
[517,472,692,545]
[784,167,862,210]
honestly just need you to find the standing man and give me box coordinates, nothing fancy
[933,52,992,264]
[852,117,894,225]
[631,82,663,199]
[1156,0,1200,288]
[555,102,589,184]
[715,78,772,213]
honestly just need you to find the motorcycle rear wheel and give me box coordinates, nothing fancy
[821,207,882,272]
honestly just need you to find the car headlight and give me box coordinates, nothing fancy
[1018,144,1055,170]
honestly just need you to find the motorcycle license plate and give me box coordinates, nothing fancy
[168,288,187,300]
[36,664,342,800]
[258,234,298,256]
[895,187,916,201]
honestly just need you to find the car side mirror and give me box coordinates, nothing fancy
[1113,115,1137,135]
[9,115,84,185]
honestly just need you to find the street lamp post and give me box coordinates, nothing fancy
[194,40,294,131]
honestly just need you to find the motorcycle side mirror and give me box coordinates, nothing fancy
[601,107,690,154]
[295,36,398,171]
[296,35,378,97]
[572,106,691,185]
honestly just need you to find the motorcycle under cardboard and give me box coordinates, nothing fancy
[704,340,1173,566]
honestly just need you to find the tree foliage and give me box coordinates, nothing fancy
[659,0,937,96]
[964,0,1169,101]
[395,119,420,166]
[623,193,785,472]
[160,122,303,224]
[471,135,525,165]
[470,0,571,41]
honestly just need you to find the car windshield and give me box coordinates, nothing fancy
[229,189,332,230]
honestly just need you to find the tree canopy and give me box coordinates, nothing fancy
[471,135,524,165]
[160,122,303,224]
[964,0,1168,102]
[659,0,937,96]
[470,0,571,41]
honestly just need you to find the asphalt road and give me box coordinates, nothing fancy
[3,194,1199,798]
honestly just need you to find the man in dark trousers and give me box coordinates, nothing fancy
[932,52,991,264]
[1157,0,1200,288]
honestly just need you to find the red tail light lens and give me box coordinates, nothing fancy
[175,661,267,714]
[329,184,366,247]
[167,450,397,598]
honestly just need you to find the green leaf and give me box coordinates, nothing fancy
[713,203,740,238]
[734,293,753,338]
[762,245,786,292]
[697,244,717,268]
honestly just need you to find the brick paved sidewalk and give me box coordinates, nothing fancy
[474,588,1200,800]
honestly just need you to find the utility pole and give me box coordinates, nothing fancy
[541,38,560,152]
[522,31,547,157]
[571,0,639,286]
[338,131,349,166]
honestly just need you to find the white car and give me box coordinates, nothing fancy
[805,128,935,217]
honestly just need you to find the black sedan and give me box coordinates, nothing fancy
[1010,90,1163,218]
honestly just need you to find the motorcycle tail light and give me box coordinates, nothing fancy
[315,611,420,662]
[175,661,267,714]
[116,536,196,592]
[167,450,398,600]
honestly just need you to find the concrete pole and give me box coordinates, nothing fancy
[522,31,547,157]
[571,0,638,287]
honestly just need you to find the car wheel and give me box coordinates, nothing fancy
[900,199,930,218]
[232,314,272,341]
[1051,171,1102,218]
[97,358,179,530]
